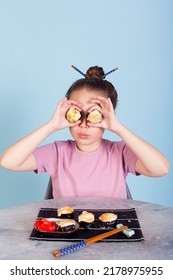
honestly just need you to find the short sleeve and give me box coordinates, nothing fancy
[33,143,58,176]
[122,143,141,176]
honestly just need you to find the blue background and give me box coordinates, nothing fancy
[0,0,172,208]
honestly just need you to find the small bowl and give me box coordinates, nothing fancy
[34,218,79,235]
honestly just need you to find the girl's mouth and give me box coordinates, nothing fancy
[78,133,89,139]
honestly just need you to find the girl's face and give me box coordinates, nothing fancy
[69,88,105,152]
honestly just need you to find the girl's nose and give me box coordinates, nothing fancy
[79,116,89,128]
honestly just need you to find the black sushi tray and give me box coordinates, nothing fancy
[29,207,144,242]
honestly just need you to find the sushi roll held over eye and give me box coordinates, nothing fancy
[57,206,74,219]
[78,211,95,228]
[87,109,102,124]
[58,219,76,232]
[99,213,117,228]
[66,107,81,123]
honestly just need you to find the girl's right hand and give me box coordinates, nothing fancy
[49,98,82,131]
[0,98,81,172]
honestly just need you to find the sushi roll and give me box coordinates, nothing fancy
[87,109,102,124]
[78,211,95,228]
[99,212,117,228]
[58,219,76,232]
[57,206,74,219]
[66,107,81,123]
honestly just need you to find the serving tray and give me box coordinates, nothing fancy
[30,207,144,242]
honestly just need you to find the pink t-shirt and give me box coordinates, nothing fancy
[33,139,139,199]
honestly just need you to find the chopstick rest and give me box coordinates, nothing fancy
[53,225,128,257]
[116,223,135,238]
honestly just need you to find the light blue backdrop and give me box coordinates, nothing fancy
[0,0,172,208]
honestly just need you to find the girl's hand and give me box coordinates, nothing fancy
[87,96,120,133]
[49,98,82,131]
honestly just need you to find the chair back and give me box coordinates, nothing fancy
[44,178,133,200]
[44,178,53,199]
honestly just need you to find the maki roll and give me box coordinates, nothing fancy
[87,109,102,124]
[58,219,76,232]
[66,107,81,123]
[57,206,74,219]
[78,211,95,228]
[99,213,117,228]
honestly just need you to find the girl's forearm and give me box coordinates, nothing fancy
[0,121,57,169]
[113,122,170,176]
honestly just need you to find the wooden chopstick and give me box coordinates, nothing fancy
[86,226,128,244]
[53,225,128,257]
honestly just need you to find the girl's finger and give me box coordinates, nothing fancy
[90,97,109,107]
[87,121,104,128]
[66,99,82,106]
[87,104,102,113]
[69,120,81,127]
[65,101,82,111]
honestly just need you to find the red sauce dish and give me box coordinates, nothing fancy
[34,218,57,232]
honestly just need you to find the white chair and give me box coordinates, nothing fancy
[44,178,133,200]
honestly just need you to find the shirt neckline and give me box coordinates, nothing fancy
[74,140,104,155]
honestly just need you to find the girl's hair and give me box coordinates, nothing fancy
[66,66,118,109]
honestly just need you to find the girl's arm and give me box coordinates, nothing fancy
[0,122,57,171]
[88,96,170,177]
[113,122,170,177]
[0,98,81,171]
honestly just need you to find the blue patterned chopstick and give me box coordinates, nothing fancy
[104,67,118,77]
[71,65,86,77]
[53,225,128,257]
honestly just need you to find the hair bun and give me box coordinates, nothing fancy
[86,66,105,80]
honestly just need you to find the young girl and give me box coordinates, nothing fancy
[0,66,170,198]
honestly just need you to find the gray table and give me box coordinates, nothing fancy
[0,197,173,260]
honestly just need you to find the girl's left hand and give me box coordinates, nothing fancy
[87,96,120,132]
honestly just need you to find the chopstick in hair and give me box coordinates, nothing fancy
[71,65,86,77]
